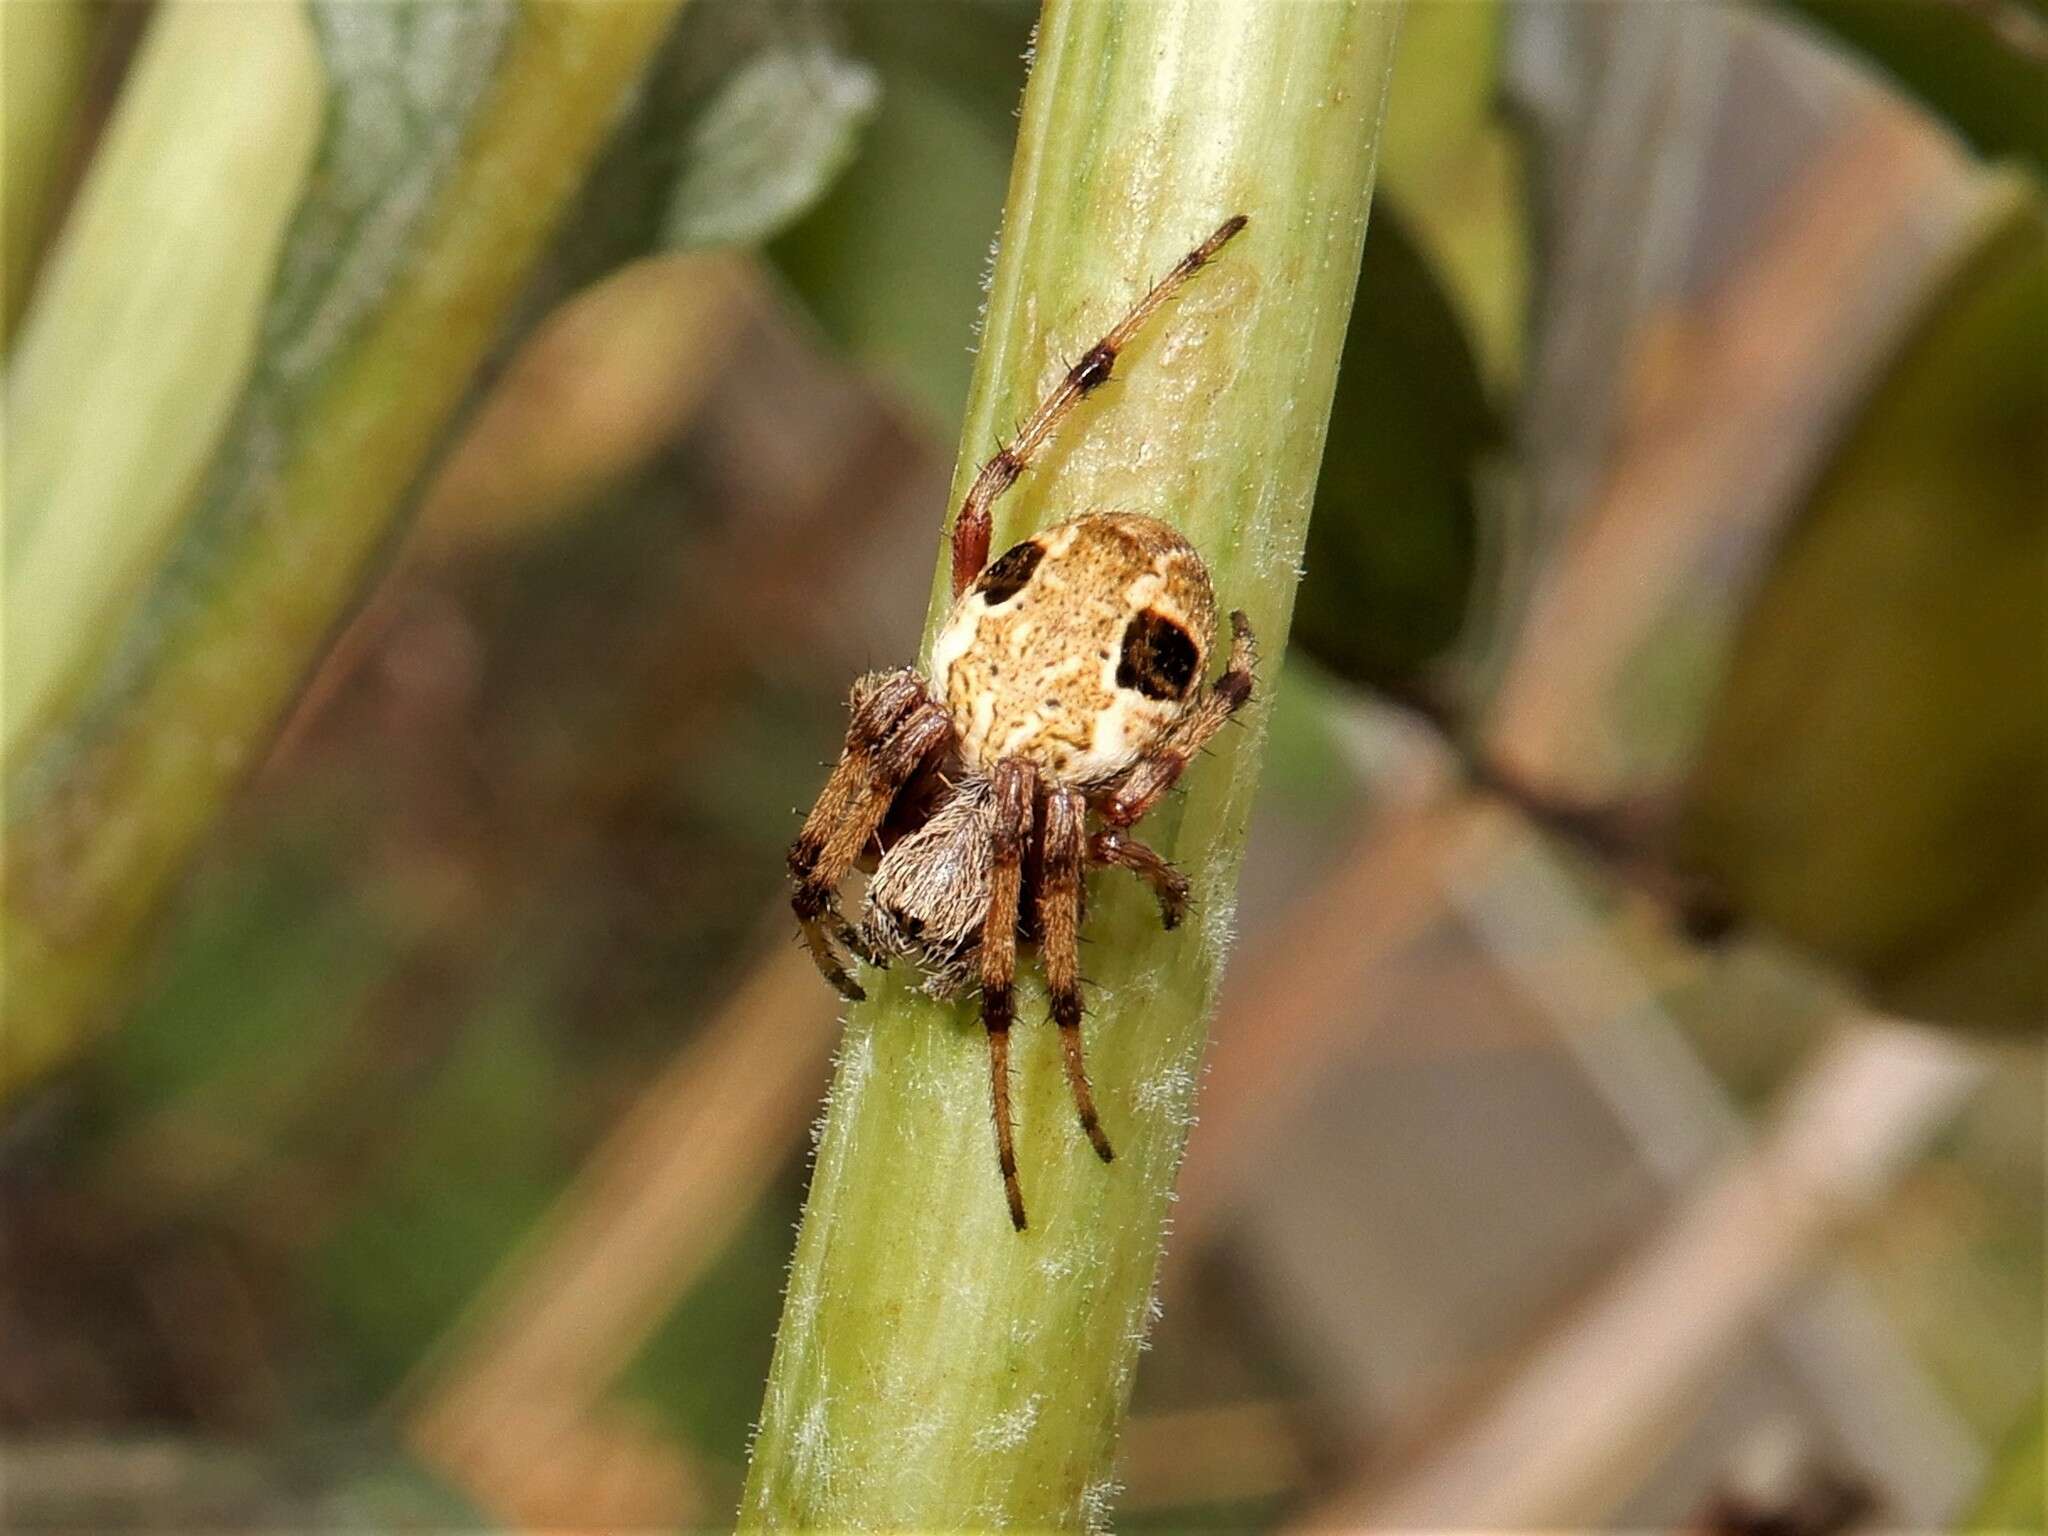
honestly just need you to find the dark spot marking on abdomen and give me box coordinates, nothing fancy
[1116,610,1200,700]
[977,539,1046,605]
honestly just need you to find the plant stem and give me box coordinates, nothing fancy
[1330,1017,1984,1531]
[5,2,326,759]
[2,2,688,1097]
[1,0,105,346]
[741,1,1404,1526]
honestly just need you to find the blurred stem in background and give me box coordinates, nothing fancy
[2,0,689,1096]
[5,3,326,762]
[741,0,1404,1526]
[1332,1013,1986,1530]
[0,0,105,346]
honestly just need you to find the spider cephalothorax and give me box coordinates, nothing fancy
[787,216,1256,1230]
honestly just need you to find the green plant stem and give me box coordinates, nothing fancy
[741,1,1404,1526]
[5,2,327,759]
[2,2,688,1097]
[1,0,105,346]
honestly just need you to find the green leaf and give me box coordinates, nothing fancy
[272,2,516,362]
[663,39,877,250]
[1680,181,2048,1030]
[1292,202,1493,688]
[767,1,1035,433]
[1778,0,2048,175]
[540,0,887,299]
[1377,0,1527,389]
[3,0,692,1099]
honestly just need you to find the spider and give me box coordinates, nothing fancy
[788,214,1257,1230]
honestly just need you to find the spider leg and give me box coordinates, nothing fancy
[789,670,952,1001]
[950,214,1249,601]
[1044,789,1114,1163]
[1088,826,1190,931]
[980,757,1038,1230]
[1102,610,1257,828]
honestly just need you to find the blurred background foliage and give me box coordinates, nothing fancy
[1,0,2042,1529]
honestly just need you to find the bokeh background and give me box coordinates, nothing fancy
[3,1,2043,1530]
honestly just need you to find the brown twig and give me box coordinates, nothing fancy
[1311,1015,1983,1530]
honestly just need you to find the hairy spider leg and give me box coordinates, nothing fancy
[1101,609,1258,829]
[980,757,1038,1230]
[787,670,918,990]
[1088,826,1190,930]
[1042,789,1115,1164]
[949,213,1251,601]
[789,670,952,1000]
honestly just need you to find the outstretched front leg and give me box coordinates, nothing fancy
[979,758,1038,1230]
[1101,610,1258,828]
[1043,789,1115,1164]
[950,214,1249,598]
[789,670,952,1001]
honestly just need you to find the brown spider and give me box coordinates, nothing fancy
[788,214,1257,1230]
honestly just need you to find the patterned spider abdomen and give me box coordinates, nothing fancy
[929,512,1217,785]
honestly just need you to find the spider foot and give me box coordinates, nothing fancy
[816,951,867,1004]
[797,910,869,1002]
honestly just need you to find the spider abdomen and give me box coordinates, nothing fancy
[928,512,1217,785]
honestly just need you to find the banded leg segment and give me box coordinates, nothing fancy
[980,757,1038,1230]
[950,214,1250,599]
[1089,827,1190,930]
[788,670,951,1000]
[1102,610,1257,828]
[1043,789,1114,1163]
